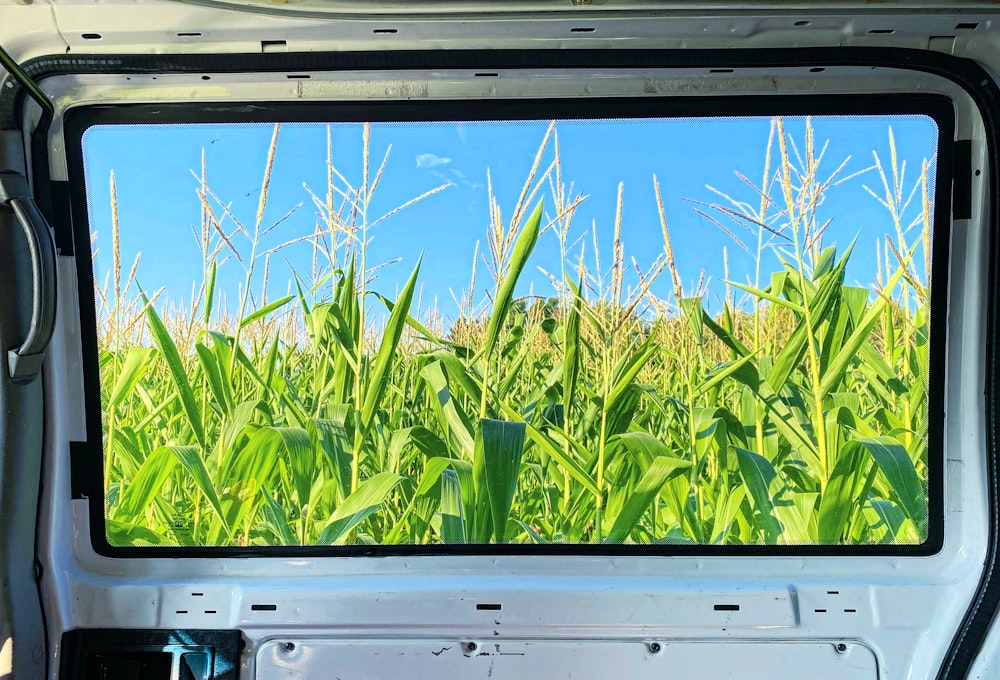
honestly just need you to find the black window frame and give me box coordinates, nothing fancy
[62,91,953,559]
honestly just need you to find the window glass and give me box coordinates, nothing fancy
[81,112,939,548]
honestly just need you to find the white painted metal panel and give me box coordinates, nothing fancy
[256,639,878,679]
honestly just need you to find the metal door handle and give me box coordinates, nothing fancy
[1,171,57,381]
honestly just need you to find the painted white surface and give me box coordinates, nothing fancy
[255,639,880,679]
[1,3,998,678]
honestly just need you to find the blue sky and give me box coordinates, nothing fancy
[81,114,938,326]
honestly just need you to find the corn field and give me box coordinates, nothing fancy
[94,117,933,547]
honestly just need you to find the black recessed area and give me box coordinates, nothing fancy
[713,604,740,612]
[710,68,734,73]
[956,22,980,30]
[476,603,503,611]
[869,29,896,34]
[570,27,597,33]
[251,603,277,611]
[200,76,211,81]
[810,67,826,73]
[475,72,500,78]
[794,20,811,27]
[81,33,102,40]
[286,74,311,79]
[177,32,203,37]
[373,28,398,34]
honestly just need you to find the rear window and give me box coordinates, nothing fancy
[72,100,945,552]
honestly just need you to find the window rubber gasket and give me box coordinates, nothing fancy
[13,46,999,680]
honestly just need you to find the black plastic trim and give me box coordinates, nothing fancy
[59,628,240,680]
[69,441,89,500]
[16,45,997,679]
[48,181,75,257]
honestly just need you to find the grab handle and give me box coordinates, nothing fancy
[1,171,57,381]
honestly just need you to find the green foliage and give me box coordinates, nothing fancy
[98,123,932,548]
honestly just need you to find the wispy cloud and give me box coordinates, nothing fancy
[416,153,452,169]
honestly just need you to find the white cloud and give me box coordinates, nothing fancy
[416,153,452,169]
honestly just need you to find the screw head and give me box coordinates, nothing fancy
[284,642,296,652]
[649,642,662,653]
[465,641,478,652]
[835,643,847,653]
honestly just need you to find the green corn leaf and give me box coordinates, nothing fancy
[195,342,232,415]
[863,436,927,536]
[168,445,229,537]
[439,468,467,544]
[481,200,544,361]
[766,248,849,393]
[475,419,526,543]
[114,446,178,522]
[260,488,296,545]
[360,260,421,435]
[606,455,691,543]
[420,359,476,458]
[729,281,805,314]
[107,347,156,411]
[203,259,217,326]
[819,243,919,400]
[817,439,873,543]
[701,308,751,357]
[494,401,599,496]
[142,292,206,448]
[413,457,454,496]
[563,273,584,411]
[735,447,782,543]
[317,472,405,544]
[710,486,747,543]
[239,295,294,330]
[106,519,167,547]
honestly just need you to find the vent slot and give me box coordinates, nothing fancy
[869,29,895,34]
[374,28,398,34]
[476,603,502,611]
[956,22,980,30]
[570,27,596,33]
[81,33,102,40]
[713,604,740,612]
[177,32,202,37]
[251,603,278,611]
